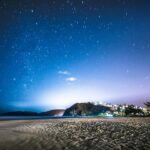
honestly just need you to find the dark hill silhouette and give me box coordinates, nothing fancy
[63,102,111,116]
[40,109,65,116]
[2,109,65,116]
[2,103,111,117]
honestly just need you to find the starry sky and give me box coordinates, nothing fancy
[0,0,150,112]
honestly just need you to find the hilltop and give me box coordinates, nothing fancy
[64,102,112,116]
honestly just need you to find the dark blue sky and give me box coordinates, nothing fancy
[0,0,150,112]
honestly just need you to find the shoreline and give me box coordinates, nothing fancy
[0,116,114,121]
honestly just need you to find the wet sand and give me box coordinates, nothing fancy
[0,117,150,150]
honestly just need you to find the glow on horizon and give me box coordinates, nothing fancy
[33,86,102,108]
[11,70,150,110]
[30,74,150,109]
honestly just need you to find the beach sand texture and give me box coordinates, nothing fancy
[0,118,150,150]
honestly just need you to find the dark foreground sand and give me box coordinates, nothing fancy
[0,118,150,150]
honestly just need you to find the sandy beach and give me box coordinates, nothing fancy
[0,117,150,150]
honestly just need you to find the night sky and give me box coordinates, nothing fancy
[0,0,150,112]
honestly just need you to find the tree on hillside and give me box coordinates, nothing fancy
[125,105,143,116]
[144,102,150,108]
[144,101,150,113]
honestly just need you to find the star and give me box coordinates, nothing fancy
[35,22,38,25]
[13,78,16,81]
[23,84,27,88]
[31,9,34,13]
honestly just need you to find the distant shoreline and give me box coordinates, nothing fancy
[0,116,115,121]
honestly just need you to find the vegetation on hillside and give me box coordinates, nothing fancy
[63,102,112,116]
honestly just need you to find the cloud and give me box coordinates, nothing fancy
[66,77,77,82]
[58,70,71,75]
[58,70,77,82]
